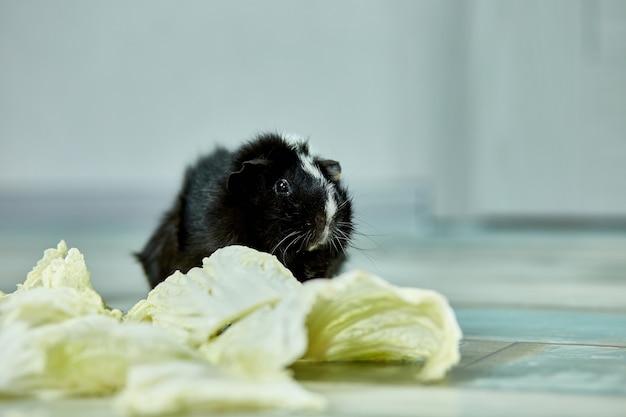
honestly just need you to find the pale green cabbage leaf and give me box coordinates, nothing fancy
[0,242,462,415]
[0,240,122,326]
[116,360,326,416]
[124,245,302,348]
[303,269,463,381]
[0,316,198,397]
[0,241,193,398]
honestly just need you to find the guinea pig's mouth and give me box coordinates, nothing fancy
[305,226,331,252]
[306,242,323,252]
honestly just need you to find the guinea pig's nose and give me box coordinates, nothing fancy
[307,213,331,251]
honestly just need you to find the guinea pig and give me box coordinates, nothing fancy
[136,132,354,288]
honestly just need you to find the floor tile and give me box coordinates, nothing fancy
[456,339,514,367]
[292,339,513,384]
[2,228,626,416]
[450,342,626,396]
[304,384,626,417]
[456,308,626,346]
[346,234,626,310]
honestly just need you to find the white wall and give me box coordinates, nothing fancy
[461,0,626,218]
[430,0,626,220]
[2,0,626,228]
[0,0,443,193]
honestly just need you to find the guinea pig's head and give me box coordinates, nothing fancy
[227,133,353,260]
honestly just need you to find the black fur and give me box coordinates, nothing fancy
[136,132,354,288]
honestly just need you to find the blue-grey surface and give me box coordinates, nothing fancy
[454,342,626,395]
[2,223,626,416]
[457,309,626,346]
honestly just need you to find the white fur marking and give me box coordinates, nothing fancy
[322,183,338,242]
[299,153,338,251]
[299,154,326,185]
[281,131,304,144]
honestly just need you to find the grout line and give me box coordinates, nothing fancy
[459,341,519,368]
[462,337,626,350]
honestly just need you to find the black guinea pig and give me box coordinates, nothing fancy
[136,132,354,288]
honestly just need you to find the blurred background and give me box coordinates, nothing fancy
[1,0,626,303]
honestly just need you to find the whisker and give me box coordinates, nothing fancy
[285,231,307,254]
[271,230,300,255]
[335,199,351,212]
[300,230,315,251]
[329,231,340,253]
[332,226,352,241]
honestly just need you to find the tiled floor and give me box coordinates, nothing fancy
[1,219,626,416]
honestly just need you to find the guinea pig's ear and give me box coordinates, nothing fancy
[227,158,270,196]
[317,159,342,182]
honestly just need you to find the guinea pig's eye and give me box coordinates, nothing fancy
[273,179,292,196]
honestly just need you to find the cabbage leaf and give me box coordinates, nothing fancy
[303,269,462,381]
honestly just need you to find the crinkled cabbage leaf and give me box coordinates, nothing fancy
[0,240,122,326]
[117,360,326,416]
[0,242,192,397]
[124,245,302,348]
[302,270,462,381]
[0,316,198,397]
[0,243,321,415]
[0,242,462,415]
